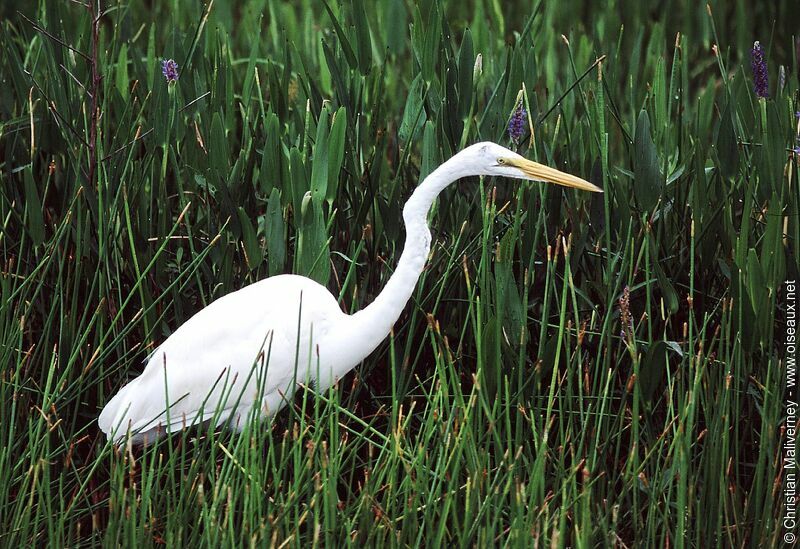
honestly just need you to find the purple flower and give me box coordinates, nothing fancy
[161,59,179,83]
[508,101,527,144]
[794,147,800,155]
[750,41,768,99]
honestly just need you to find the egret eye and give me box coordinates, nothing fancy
[497,158,506,165]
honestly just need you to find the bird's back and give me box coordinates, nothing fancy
[98,274,345,443]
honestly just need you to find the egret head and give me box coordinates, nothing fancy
[460,142,603,193]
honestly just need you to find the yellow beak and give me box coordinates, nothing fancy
[504,157,603,193]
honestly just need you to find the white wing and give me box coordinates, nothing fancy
[98,274,344,443]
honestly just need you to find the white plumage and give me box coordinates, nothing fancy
[98,142,601,443]
[98,275,344,443]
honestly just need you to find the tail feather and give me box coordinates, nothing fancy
[98,378,239,444]
[98,379,138,437]
[98,350,264,444]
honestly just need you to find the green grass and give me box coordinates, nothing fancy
[1,0,797,546]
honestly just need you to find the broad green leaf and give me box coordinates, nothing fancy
[713,100,738,180]
[228,154,244,198]
[289,147,308,220]
[326,107,347,206]
[259,112,281,195]
[481,314,500,397]
[146,25,156,91]
[321,41,349,108]
[24,166,45,246]
[457,29,473,119]
[652,251,679,314]
[209,111,229,175]
[759,102,786,200]
[420,4,440,82]
[115,43,129,101]
[745,248,766,312]
[640,341,672,403]
[495,230,523,345]
[241,28,260,107]
[266,188,286,276]
[633,109,664,211]
[398,74,426,145]
[761,192,786,288]
[297,193,330,283]
[310,104,331,202]
[384,0,407,54]
[418,121,439,183]
[352,0,372,75]
[744,247,770,345]
[653,58,666,142]
[731,267,758,353]
[237,207,263,271]
[322,0,358,70]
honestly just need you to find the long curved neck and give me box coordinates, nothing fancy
[346,158,464,361]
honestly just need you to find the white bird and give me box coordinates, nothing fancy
[98,142,601,444]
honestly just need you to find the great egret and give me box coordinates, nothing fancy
[98,142,601,443]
